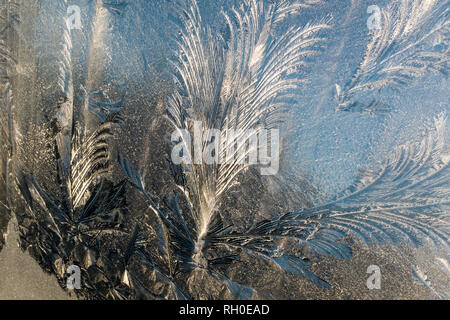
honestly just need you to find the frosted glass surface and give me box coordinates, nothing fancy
[0,0,448,299]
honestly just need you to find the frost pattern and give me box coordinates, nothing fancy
[2,0,449,300]
[336,0,449,112]
[166,0,329,263]
[0,0,18,252]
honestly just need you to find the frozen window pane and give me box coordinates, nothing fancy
[0,0,448,300]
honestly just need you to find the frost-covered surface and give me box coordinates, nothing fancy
[0,0,18,253]
[0,0,449,299]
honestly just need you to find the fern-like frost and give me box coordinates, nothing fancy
[336,0,449,112]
